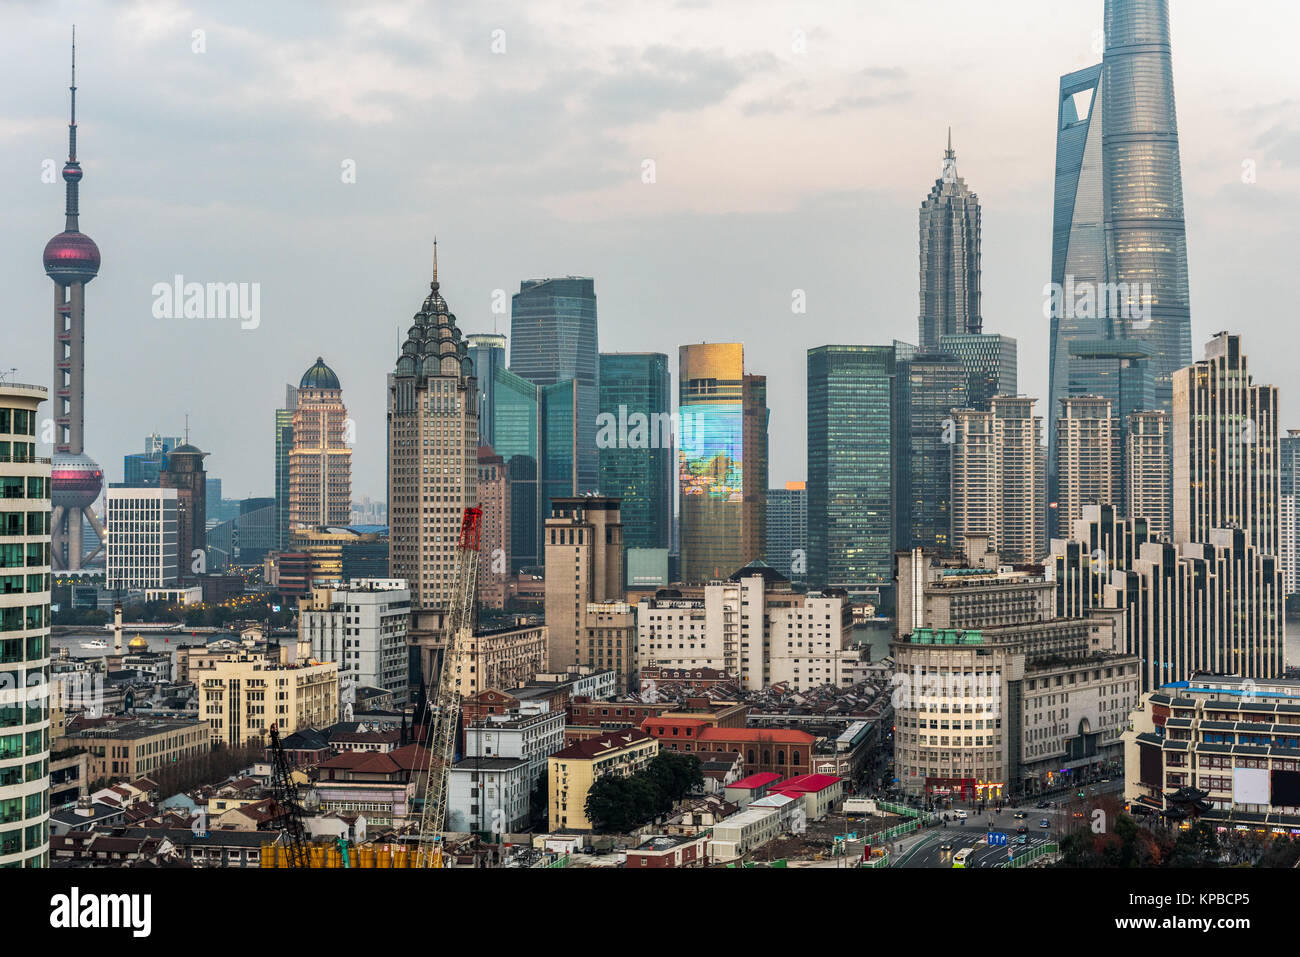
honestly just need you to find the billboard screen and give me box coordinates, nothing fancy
[1232,767,1270,806]
[679,403,742,501]
[1271,770,1300,807]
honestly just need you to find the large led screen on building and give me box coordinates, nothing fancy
[679,404,742,501]
[1232,767,1270,806]
[1271,770,1300,807]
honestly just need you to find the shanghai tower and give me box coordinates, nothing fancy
[1047,0,1192,519]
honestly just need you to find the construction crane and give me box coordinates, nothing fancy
[267,723,309,867]
[414,506,483,868]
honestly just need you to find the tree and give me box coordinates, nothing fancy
[585,776,634,832]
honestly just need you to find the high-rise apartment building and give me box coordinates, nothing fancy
[1126,410,1171,541]
[678,344,767,583]
[1054,395,1121,539]
[1280,431,1300,597]
[765,481,807,583]
[598,352,671,552]
[510,278,599,495]
[918,132,982,351]
[105,487,179,590]
[1172,333,1279,555]
[0,383,51,867]
[274,385,298,550]
[895,353,967,552]
[950,395,1045,564]
[289,358,352,532]
[807,345,895,596]
[543,497,623,674]
[1053,506,1285,691]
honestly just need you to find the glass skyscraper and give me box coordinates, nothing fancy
[937,333,1016,413]
[918,132,982,351]
[766,481,807,583]
[510,278,599,495]
[678,343,766,583]
[807,345,895,597]
[598,352,671,551]
[1048,0,1193,515]
[895,353,968,552]
[467,333,507,447]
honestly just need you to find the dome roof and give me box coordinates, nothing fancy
[43,230,100,284]
[300,357,341,391]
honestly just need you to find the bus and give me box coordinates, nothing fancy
[952,848,973,868]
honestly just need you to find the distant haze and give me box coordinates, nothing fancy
[2,1,1296,501]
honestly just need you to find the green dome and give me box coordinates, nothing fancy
[300,357,341,391]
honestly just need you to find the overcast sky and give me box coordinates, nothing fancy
[2,0,1297,502]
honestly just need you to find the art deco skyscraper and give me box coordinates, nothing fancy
[289,358,352,530]
[1173,333,1279,555]
[388,247,478,633]
[917,131,982,351]
[43,31,105,571]
[1126,410,1172,541]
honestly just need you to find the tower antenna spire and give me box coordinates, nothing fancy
[945,126,954,161]
[431,237,439,290]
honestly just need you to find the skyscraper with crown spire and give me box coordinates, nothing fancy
[917,129,982,352]
[43,27,105,571]
[387,244,479,686]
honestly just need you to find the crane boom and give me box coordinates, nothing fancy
[268,723,309,867]
[415,506,482,867]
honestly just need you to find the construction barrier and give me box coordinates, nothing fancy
[260,842,419,868]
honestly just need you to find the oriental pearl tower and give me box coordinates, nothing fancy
[43,28,105,571]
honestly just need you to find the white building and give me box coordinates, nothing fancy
[637,566,859,692]
[106,487,178,589]
[463,702,565,792]
[299,579,410,702]
[446,757,530,836]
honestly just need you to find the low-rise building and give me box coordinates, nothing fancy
[58,718,208,784]
[446,756,530,835]
[548,728,658,832]
[1124,675,1300,833]
[299,578,410,703]
[625,831,710,868]
[198,649,339,747]
[464,703,565,793]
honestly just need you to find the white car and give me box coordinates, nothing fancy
[954,810,968,820]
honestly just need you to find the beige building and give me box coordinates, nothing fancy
[950,395,1046,564]
[1125,410,1171,541]
[544,496,623,673]
[582,602,637,693]
[1173,332,1278,555]
[387,253,479,617]
[548,728,658,831]
[1055,395,1120,540]
[198,649,339,748]
[452,623,549,699]
[289,357,352,530]
[637,564,859,692]
[59,718,208,784]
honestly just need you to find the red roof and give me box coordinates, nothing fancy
[697,727,815,745]
[727,772,782,791]
[774,774,842,794]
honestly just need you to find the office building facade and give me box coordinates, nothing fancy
[679,344,767,583]
[765,481,807,583]
[918,132,982,350]
[289,358,353,532]
[807,345,894,596]
[598,352,671,552]
[105,487,179,590]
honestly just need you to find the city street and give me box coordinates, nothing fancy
[890,780,1125,868]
